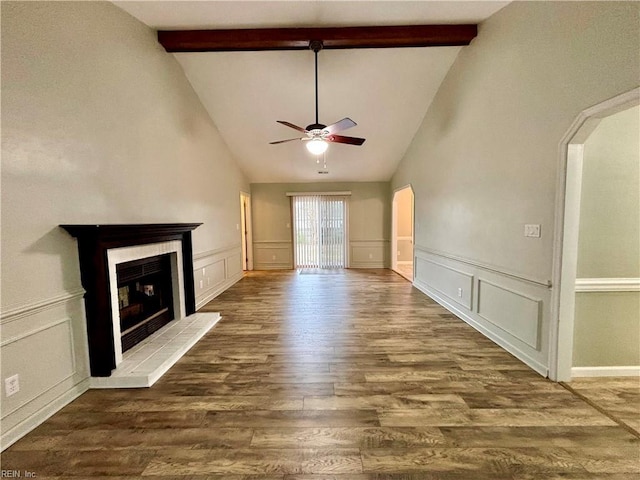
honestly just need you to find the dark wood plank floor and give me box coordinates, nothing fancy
[2,269,638,478]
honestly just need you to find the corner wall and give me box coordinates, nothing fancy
[1,1,248,449]
[250,182,390,269]
[392,1,640,375]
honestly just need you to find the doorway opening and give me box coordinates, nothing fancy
[291,194,348,269]
[392,185,414,281]
[240,192,253,271]
[551,88,639,382]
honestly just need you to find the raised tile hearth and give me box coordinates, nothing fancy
[90,312,220,388]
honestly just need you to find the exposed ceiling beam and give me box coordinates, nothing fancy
[157,25,477,52]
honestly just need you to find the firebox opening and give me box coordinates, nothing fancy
[116,254,174,353]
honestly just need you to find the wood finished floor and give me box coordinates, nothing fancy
[2,269,639,479]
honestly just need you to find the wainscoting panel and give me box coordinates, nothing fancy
[572,284,640,372]
[350,240,389,268]
[193,244,244,310]
[253,241,293,270]
[413,246,551,376]
[0,291,89,450]
[415,257,473,310]
[477,280,542,349]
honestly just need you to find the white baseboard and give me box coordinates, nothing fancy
[413,278,548,377]
[1,379,90,452]
[571,366,640,377]
[195,271,243,310]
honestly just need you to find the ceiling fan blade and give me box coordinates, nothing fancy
[327,134,366,146]
[269,138,304,145]
[323,117,357,135]
[276,120,308,133]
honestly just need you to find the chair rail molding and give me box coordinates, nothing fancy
[575,278,640,292]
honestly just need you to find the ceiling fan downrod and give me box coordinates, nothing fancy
[309,40,323,127]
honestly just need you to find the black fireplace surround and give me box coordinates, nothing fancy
[60,223,201,377]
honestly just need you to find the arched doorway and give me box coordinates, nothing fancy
[392,185,414,281]
[551,88,639,381]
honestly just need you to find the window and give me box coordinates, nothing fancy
[291,195,348,268]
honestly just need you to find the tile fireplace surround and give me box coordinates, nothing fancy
[61,224,220,387]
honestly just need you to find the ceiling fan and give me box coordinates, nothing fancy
[270,40,366,155]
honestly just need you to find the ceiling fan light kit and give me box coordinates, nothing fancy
[270,40,366,155]
[306,138,329,155]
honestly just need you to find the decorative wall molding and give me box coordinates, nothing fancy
[253,241,293,270]
[1,379,89,451]
[194,245,244,309]
[413,247,550,377]
[571,366,640,378]
[193,243,242,261]
[413,277,548,377]
[0,291,89,452]
[477,279,542,350]
[350,240,389,268]
[415,257,474,310]
[0,288,85,324]
[415,245,551,288]
[575,278,640,292]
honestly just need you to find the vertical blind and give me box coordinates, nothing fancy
[292,195,347,269]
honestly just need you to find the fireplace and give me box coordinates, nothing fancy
[117,254,174,353]
[61,223,201,377]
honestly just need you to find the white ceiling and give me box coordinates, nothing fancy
[114,1,510,183]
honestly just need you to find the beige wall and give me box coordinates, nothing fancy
[577,106,640,279]
[1,1,248,448]
[574,292,640,367]
[393,1,640,375]
[250,182,390,269]
[392,1,639,283]
[573,106,640,368]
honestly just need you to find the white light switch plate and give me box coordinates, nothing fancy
[524,224,541,238]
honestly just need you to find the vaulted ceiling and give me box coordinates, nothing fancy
[114,1,509,183]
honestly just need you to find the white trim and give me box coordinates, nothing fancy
[89,313,220,388]
[0,317,71,347]
[1,379,90,452]
[107,241,186,367]
[414,277,548,377]
[195,270,244,310]
[193,243,241,261]
[0,288,85,323]
[571,366,640,378]
[286,191,351,196]
[240,191,254,271]
[416,245,550,288]
[550,87,640,382]
[575,278,640,292]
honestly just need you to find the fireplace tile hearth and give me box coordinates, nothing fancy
[89,312,220,389]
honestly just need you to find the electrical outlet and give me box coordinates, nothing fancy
[368,253,373,259]
[5,374,19,397]
[524,224,541,238]
[272,255,276,260]
[457,288,463,298]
